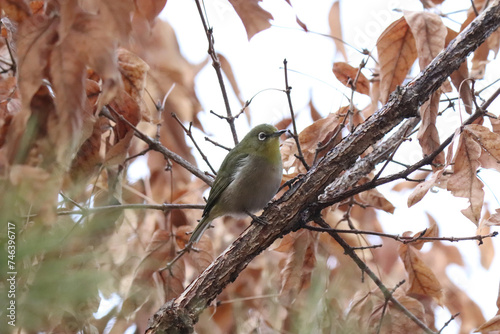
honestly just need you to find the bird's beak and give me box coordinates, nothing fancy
[271,129,286,137]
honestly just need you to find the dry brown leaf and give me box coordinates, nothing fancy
[487,208,500,226]
[474,315,500,332]
[0,0,31,23]
[309,100,322,121]
[411,214,439,250]
[279,230,316,306]
[68,116,106,188]
[487,27,500,56]
[407,169,445,207]
[471,41,490,79]
[447,128,484,225]
[392,171,428,192]
[228,0,273,40]
[433,241,464,267]
[273,232,297,253]
[404,12,447,168]
[328,1,347,61]
[491,117,500,135]
[399,244,443,304]
[0,77,20,147]
[370,294,427,334]
[96,0,134,43]
[357,187,395,214]
[131,19,205,128]
[460,1,494,79]
[417,92,445,169]
[446,28,473,114]
[332,62,370,95]
[466,124,500,172]
[377,17,417,104]
[404,11,447,70]
[281,108,344,176]
[17,14,59,112]
[283,0,308,32]
[135,0,168,24]
[117,48,150,107]
[444,279,486,333]
[104,130,135,167]
[361,70,380,119]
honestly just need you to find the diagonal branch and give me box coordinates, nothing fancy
[146,2,500,333]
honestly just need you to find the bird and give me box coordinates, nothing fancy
[189,124,285,243]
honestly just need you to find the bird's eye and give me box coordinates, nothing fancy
[258,132,267,141]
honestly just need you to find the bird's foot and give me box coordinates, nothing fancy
[246,210,268,225]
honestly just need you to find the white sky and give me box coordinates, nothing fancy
[156,1,500,332]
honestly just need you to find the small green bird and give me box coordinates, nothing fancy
[189,124,286,243]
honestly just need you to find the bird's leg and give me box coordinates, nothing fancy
[245,210,268,225]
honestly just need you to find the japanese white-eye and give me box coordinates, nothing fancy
[189,124,285,243]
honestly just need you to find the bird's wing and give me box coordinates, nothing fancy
[202,151,249,217]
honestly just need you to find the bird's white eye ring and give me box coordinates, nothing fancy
[258,132,267,141]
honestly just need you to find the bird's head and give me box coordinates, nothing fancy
[238,124,286,159]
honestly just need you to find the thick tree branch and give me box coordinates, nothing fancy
[146,2,500,333]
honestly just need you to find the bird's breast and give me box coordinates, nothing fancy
[221,154,282,215]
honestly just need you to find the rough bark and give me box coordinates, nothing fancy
[146,2,500,333]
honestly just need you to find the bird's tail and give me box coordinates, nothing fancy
[189,215,212,243]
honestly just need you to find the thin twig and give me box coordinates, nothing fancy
[303,224,498,244]
[160,242,196,275]
[194,0,239,145]
[4,37,16,75]
[204,136,232,151]
[171,112,217,175]
[372,121,413,182]
[57,203,205,216]
[347,58,368,131]
[471,0,479,16]
[283,59,310,171]
[376,280,406,334]
[313,217,435,334]
[124,147,151,164]
[351,244,382,250]
[156,83,176,140]
[104,105,213,186]
[437,312,460,333]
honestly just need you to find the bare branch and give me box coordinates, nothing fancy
[57,203,205,216]
[194,0,239,145]
[104,106,214,186]
[283,59,310,171]
[303,224,498,244]
[171,112,217,175]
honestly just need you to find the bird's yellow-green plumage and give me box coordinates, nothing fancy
[189,124,285,243]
